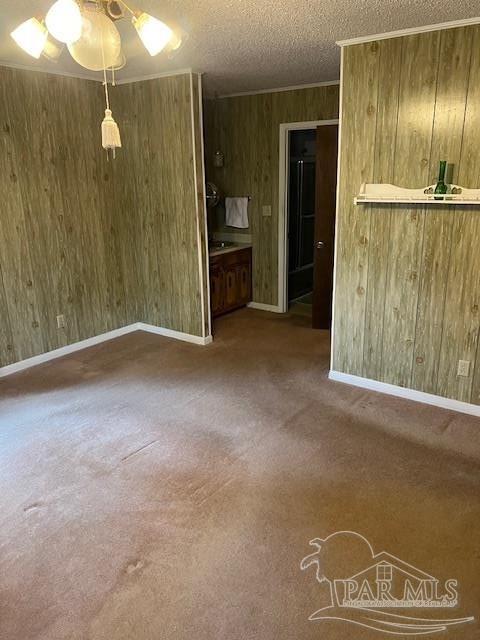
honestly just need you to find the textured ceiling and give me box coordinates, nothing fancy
[0,1,479,95]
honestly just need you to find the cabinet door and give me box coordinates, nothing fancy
[224,267,238,309]
[237,262,251,304]
[210,266,224,316]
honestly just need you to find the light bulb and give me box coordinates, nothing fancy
[133,13,173,56]
[46,0,82,44]
[11,18,48,59]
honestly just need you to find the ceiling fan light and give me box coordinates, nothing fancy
[45,0,82,44]
[10,18,48,59]
[133,13,173,56]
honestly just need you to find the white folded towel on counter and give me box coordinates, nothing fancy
[225,197,249,228]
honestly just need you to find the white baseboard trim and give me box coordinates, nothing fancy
[0,325,137,378]
[0,323,212,378]
[329,370,480,418]
[247,302,284,313]
[137,323,213,345]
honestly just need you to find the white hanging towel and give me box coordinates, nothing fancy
[225,197,249,228]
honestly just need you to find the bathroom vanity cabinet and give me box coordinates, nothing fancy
[209,247,252,317]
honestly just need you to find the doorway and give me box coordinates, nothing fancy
[278,120,339,329]
[287,129,316,309]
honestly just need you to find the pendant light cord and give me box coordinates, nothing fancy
[98,0,110,110]
[103,66,110,110]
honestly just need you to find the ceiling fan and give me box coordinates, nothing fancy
[10,1,187,157]
[10,0,185,70]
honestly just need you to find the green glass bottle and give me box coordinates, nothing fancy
[434,160,448,200]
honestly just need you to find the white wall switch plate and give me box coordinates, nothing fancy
[457,360,471,377]
[262,205,272,217]
[56,314,65,329]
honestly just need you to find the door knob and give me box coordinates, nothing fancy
[316,241,325,249]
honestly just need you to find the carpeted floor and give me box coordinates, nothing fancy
[0,308,479,640]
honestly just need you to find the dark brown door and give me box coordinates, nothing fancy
[312,124,338,329]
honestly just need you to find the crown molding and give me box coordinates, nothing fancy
[0,61,196,85]
[114,68,195,84]
[216,79,340,100]
[336,16,480,47]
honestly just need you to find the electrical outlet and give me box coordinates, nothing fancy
[262,205,272,217]
[457,360,470,377]
[56,314,65,329]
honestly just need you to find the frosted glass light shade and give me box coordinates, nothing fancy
[11,18,48,59]
[46,0,82,44]
[68,6,121,71]
[133,13,173,56]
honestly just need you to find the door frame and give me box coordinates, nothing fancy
[278,119,339,313]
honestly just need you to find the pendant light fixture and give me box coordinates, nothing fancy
[10,1,186,156]
[11,1,185,64]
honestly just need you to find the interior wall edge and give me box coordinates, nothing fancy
[196,73,213,337]
[190,72,206,338]
[189,71,211,339]
[330,46,345,374]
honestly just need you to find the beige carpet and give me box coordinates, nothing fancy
[0,309,479,640]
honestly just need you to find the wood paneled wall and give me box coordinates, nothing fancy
[333,25,480,405]
[114,73,207,338]
[0,68,207,368]
[204,85,339,306]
